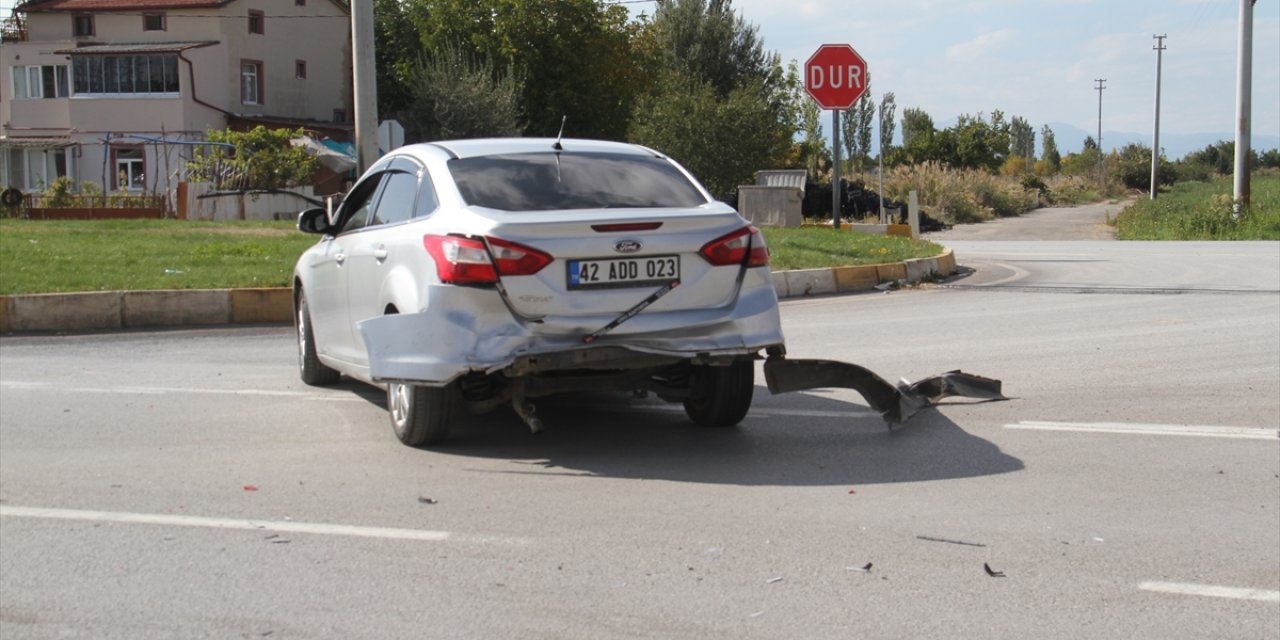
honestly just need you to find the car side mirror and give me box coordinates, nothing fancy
[298,207,333,235]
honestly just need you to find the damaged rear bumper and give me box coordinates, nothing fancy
[764,358,1006,426]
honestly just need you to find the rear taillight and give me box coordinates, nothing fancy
[422,235,552,285]
[699,226,769,268]
[487,237,553,276]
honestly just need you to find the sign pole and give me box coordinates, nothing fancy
[832,109,841,230]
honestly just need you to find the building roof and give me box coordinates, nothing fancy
[18,0,232,11]
[54,40,217,54]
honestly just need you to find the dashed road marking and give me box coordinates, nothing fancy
[1139,581,1280,603]
[0,505,530,546]
[1005,421,1278,440]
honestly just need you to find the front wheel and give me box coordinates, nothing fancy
[296,290,340,386]
[388,382,458,447]
[683,359,755,427]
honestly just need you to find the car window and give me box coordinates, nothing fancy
[370,170,418,226]
[415,173,439,218]
[447,152,707,211]
[336,172,386,234]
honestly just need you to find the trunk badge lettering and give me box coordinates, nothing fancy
[615,240,642,254]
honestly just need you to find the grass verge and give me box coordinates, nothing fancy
[0,218,945,295]
[1115,175,1280,240]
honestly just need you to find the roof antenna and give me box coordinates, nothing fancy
[552,116,567,151]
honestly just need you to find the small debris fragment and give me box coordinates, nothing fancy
[264,534,290,544]
[243,485,259,492]
[765,576,784,584]
[417,497,438,505]
[917,535,986,548]
[749,611,765,618]
[983,563,1006,578]
[846,563,873,573]
[848,488,857,495]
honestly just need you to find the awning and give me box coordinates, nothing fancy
[0,136,75,149]
[54,41,217,55]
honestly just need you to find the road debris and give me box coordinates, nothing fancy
[264,534,290,544]
[983,563,1006,578]
[764,360,1006,426]
[243,485,259,492]
[846,563,873,573]
[765,576,784,584]
[417,497,438,505]
[916,535,987,548]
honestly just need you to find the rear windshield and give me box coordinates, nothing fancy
[448,152,708,211]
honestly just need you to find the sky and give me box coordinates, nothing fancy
[5,0,1275,154]
[623,0,1279,153]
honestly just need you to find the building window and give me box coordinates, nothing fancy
[241,60,263,105]
[11,65,70,99]
[295,60,307,79]
[247,10,264,34]
[113,147,145,191]
[71,55,179,95]
[143,13,166,31]
[72,14,94,37]
[332,109,346,123]
[4,147,74,192]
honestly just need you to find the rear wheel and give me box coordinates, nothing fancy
[296,290,340,386]
[388,382,457,447]
[683,359,755,427]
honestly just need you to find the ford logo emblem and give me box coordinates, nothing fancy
[615,240,642,254]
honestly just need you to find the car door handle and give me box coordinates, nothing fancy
[334,253,346,265]
[374,246,388,262]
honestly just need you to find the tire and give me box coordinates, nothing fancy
[388,382,457,447]
[683,359,755,427]
[296,290,340,386]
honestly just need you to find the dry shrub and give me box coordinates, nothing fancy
[877,162,1037,224]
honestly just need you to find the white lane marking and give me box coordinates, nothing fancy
[574,403,880,420]
[0,506,530,546]
[1139,581,1280,603]
[1005,421,1278,440]
[1,380,366,402]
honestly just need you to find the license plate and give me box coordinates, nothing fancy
[567,256,680,290]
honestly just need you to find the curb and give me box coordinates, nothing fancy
[0,250,956,335]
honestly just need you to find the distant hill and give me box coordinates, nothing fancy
[1044,122,1280,160]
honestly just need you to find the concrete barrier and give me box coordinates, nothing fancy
[231,288,294,323]
[122,289,231,328]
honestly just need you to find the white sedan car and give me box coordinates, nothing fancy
[293,138,786,447]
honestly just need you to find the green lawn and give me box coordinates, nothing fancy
[0,218,944,295]
[1115,174,1280,240]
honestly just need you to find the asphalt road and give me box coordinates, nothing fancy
[2,211,1278,639]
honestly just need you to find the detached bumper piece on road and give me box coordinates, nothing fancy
[763,358,1006,426]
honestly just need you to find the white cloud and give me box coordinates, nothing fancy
[945,29,1015,62]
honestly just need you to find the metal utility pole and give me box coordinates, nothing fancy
[1234,0,1255,213]
[832,109,841,229]
[1150,35,1166,200]
[1095,78,1106,193]
[351,0,379,174]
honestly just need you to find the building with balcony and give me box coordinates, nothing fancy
[1,0,351,201]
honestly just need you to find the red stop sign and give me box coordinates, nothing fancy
[805,44,868,110]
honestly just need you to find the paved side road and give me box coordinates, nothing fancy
[924,200,1127,241]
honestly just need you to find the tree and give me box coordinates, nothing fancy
[877,91,896,161]
[842,83,874,171]
[629,0,793,193]
[186,126,318,190]
[901,107,935,162]
[1009,116,1035,164]
[1040,124,1061,170]
[405,41,524,141]
[373,0,426,121]
[1113,143,1175,190]
[414,0,644,139]
[629,72,789,199]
